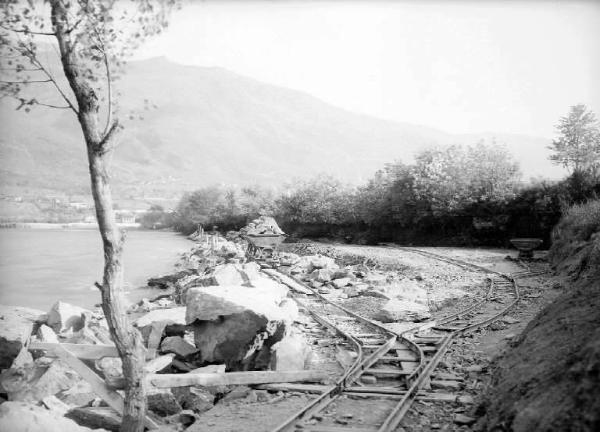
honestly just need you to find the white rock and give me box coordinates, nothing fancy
[0,401,108,432]
[36,325,59,343]
[376,299,431,323]
[185,285,288,324]
[310,268,333,283]
[269,332,312,371]
[332,277,351,289]
[380,280,428,305]
[278,299,299,324]
[46,302,91,333]
[134,307,186,328]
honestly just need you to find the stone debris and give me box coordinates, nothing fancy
[240,216,285,236]
[172,386,215,414]
[147,388,182,416]
[46,301,91,334]
[375,298,432,323]
[37,324,59,343]
[160,336,198,358]
[134,307,187,328]
[0,305,45,370]
[269,331,312,371]
[0,401,108,432]
[453,413,476,425]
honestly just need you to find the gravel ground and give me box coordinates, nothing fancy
[186,243,557,432]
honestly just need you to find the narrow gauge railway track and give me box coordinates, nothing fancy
[263,268,426,432]
[258,246,533,432]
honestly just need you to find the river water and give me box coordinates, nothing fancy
[0,229,191,311]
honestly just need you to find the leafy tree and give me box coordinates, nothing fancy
[549,104,600,177]
[0,2,176,430]
[411,143,520,216]
[140,204,175,230]
[277,175,358,225]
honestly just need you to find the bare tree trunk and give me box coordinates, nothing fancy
[88,150,147,432]
[49,2,147,431]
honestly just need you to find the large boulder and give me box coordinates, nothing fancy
[185,284,290,370]
[269,331,312,371]
[47,302,91,334]
[375,299,431,323]
[0,401,108,432]
[0,305,44,370]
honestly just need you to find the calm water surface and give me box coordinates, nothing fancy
[0,229,191,311]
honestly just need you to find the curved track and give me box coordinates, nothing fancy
[263,246,528,432]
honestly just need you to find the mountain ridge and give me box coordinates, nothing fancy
[0,56,564,201]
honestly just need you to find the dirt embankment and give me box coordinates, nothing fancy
[479,200,600,432]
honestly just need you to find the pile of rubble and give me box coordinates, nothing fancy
[276,252,433,323]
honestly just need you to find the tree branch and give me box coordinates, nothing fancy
[0,23,56,36]
[22,48,79,115]
[0,79,51,84]
[35,101,72,109]
[96,120,121,154]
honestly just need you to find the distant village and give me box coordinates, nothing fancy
[0,193,179,227]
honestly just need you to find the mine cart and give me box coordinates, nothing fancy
[244,233,287,261]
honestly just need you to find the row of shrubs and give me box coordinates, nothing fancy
[145,143,599,247]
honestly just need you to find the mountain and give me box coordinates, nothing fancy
[0,56,564,201]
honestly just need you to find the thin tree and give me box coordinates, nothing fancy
[1,1,177,431]
[548,104,600,178]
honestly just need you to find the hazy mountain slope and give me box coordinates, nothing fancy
[0,56,562,199]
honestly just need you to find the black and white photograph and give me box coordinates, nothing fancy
[0,1,599,431]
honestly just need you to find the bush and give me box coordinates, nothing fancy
[549,199,600,280]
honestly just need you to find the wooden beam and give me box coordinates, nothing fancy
[255,383,332,394]
[52,345,159,430]
[30,342,119,359]
[147,370,326,389]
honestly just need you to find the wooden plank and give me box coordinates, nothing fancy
[147,370,327,389]
[143,354,175,373]
[365,368,411,376]
[30,342,119,359]
[254,383,332,394]
[52,345,159,430]
[306,427,377,432]
[345,391,459,402]
[262,269,312,294]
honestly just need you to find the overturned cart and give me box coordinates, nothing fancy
[244,233,287,260]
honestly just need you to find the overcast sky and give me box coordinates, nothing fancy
[138,0,600,138]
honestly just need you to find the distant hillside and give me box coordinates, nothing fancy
[0,56,564,200]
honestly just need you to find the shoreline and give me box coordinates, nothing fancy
[0,222,144,230]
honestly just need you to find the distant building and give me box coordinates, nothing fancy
[69,202,90,210]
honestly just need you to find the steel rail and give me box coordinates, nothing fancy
[266,247,526,432]
[368,246,522,430]
[266,270,420,432]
